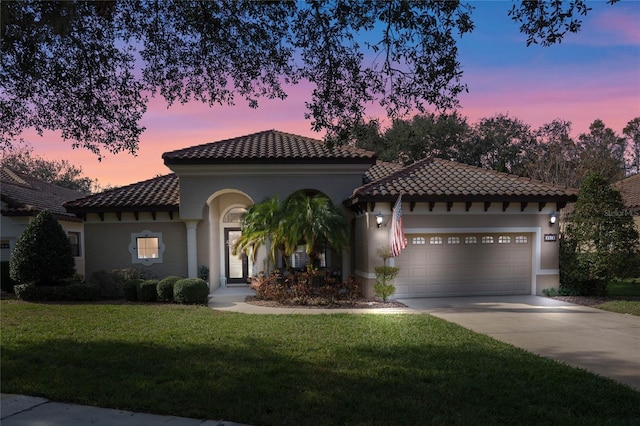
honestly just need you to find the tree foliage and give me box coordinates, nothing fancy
[9,210,76,286]
[623,117,640,175]
[1,144,97,193]
[560,173,639,295]
[233,191,349,270]
[355,113,630,188]
[0,0,614,155]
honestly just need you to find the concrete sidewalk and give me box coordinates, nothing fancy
[0,394,250,426]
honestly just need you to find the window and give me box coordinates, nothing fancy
[482,236,494,244]
[223,207,246,223]
[68,232,81,257]
[498,236,511,244]
[447,236,460,244]
[464,236,477,244]
[0,239,10,250]
[129,231,165,266]
[515,235,528,244]
[412,237,425,245]
[137,237,159,259]
[429,236,443,245]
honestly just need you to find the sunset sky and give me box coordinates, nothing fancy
[19,1,640,188]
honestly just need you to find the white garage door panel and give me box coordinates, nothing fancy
[394,233,532,297]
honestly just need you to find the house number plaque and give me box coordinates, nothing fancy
[544,234,557,242]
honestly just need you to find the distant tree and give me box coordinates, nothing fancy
[459,113,535,175]
[623,117,640,175]
[1,0,618,154]
[1,144,97,193]
[355,112,471,165]
[9,210,76,286]
[560,173,639,296]
[576,119,626,184]
[525,119,582,188]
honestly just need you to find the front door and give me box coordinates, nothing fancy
[225,228,248,284]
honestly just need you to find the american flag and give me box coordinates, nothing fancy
[389,194,407,257]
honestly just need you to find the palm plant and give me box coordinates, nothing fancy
[281,191,350,269]
[233,191,350,271]
[232,195,283,269]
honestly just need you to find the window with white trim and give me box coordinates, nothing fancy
[429,236,443,245]
[68,232,81,257]
[447,236,460,244]
[482,236,494,244]
[464,236,477,244]
[515,236,528,244]
[129,231,165,266]
[498,236,511,244]
[412,237,425,245]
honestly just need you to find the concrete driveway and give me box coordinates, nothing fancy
[398,295,640,391]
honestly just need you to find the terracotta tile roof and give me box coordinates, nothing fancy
[162,129,376,165]
[1,168,86,219]
[363,161,403,184]
[347,157,579,205]
[614,173,640,210]
[64,174,179,213]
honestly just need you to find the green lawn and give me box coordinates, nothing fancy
[594,279,640,315]
[1,301,639,425]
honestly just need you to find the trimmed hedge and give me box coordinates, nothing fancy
[173,278,209,305]
[124,279,144,301]
[137,280,159,302]
[157,276,182,302]
[14,283,100,302]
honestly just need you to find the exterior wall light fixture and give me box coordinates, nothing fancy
[549,211,558,226]
[376,212,384,228]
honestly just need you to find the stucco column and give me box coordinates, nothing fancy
[184,220,199,278]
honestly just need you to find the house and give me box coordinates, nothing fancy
[614,173,640,234]
[1,167,87,275]
[64,130,577,298]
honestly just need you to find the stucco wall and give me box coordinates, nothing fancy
[83,213,187,279]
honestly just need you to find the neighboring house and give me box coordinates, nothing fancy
[64,130,577,298]
[614,173,640,235]
[1,167,86,275]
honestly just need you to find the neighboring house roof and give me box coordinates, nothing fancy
[64,174,179,214]
[162,129,377,165]
[614,173,640,211]
[1,167,85,220]
[346,157,579,207]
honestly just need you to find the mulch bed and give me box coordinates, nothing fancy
[245,295,407,309]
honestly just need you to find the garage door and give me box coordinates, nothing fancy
[394,233,532,298]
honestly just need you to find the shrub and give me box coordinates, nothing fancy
[123,279,143,301]
[157,276,182,302]
[14,283,100,302]
[1,261,18,293]
[137,279,158,302]
[88,270,125,299]
[9,210,75,286]
[374,265,399,302]
[173,278,209,305]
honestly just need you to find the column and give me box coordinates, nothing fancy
[185,220,199,278]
